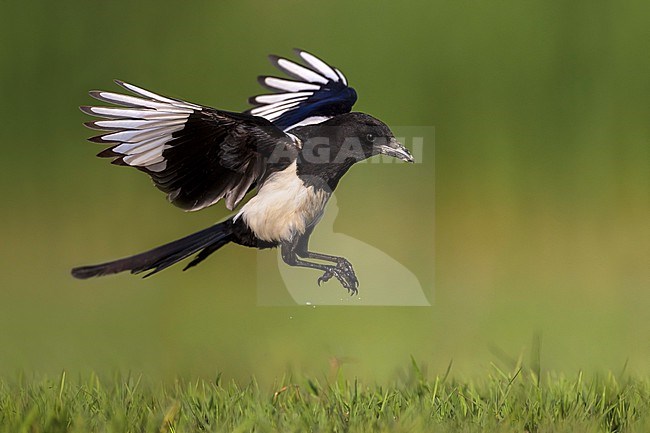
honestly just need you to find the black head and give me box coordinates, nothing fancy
[294,112,414,165]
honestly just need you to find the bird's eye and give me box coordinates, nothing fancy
[366,133,375,143]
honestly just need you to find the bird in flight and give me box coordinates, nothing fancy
[71,49,414,294]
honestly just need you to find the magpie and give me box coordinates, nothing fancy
[71,49,414,294]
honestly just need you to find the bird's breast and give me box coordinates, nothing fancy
[236,161,330,243]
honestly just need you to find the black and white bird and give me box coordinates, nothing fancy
[71,49,414,294]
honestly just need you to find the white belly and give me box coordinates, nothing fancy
[236,161,330,242]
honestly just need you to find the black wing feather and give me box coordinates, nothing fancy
[83,81,297,211]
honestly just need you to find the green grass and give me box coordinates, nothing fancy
[1,364,648,433]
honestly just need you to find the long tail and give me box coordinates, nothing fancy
[71,220,233,279]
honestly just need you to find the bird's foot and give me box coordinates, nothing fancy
[317,262,359,295]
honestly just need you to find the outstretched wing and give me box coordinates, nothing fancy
[83,81,297,211]
[247,49,357,131]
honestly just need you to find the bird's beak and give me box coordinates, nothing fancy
[377,138,415,163]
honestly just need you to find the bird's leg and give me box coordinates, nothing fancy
[281,242,358,295]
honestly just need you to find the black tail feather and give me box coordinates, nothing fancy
[182,236,231,271]
[71,220,233,279]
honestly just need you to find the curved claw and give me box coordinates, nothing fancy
[317,269,333,286]
[343,274,359,295]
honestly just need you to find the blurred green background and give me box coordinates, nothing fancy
[0,1,647,384]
